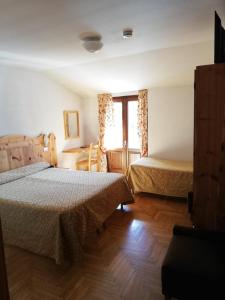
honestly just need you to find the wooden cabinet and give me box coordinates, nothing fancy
[107,149,140,174]
[107,149,126,173]
[0,218,10,300]
[193,63,225,231]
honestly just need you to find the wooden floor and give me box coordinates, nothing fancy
[5,194,191,300]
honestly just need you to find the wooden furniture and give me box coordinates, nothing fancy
[63,111,79,139]
[162,225,225,300]
[107,149,140,174]
[76,143,101,171]
[193,63,225,230]
[0,134,134,264]
[0,218,10,300]
[0,133,57,172]
[63,146,89,154]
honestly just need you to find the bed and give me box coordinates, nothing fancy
[0,134,134,264]
[127,157,193,198]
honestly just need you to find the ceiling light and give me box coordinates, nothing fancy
[82,36,103,53]
[123,28,133,39]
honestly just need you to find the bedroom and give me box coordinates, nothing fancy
[0,0,225,299]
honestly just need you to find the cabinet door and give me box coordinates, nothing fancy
[0,219,10,300]
[193,64,225,230]
[107,149,127,173]
[216,65,225,230]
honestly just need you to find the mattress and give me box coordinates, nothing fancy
[0,163,134,264]
[127,157,193,198]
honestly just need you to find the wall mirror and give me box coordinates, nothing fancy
[64,111,79,139]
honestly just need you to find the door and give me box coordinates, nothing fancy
[193,64,225,230]
[107,96,141,173]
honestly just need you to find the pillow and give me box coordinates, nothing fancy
[0,162,50,185]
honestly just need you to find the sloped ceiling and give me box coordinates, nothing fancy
[47,41,213,95]
[0,0,224,94]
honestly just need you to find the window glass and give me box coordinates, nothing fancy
[128,101,140,149]
[104,102,123,149]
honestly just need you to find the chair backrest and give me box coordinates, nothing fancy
[88,143,101,171]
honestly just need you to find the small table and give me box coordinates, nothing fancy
[60,147,90,169]
[62,146,89,154]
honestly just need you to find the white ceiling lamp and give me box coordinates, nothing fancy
[82,35,103,53]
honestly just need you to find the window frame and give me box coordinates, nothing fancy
[112,95,139,152]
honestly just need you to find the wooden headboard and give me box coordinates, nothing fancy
[0,133,57,173]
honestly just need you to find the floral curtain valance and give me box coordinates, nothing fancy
[138,89,148,157]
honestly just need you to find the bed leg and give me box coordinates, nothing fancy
[120,204,124,211]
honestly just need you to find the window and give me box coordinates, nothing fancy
[128,101,140,149]
[104,102,123,149]
[105,96,140,150]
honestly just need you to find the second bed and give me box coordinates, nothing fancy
[127,157,193,198]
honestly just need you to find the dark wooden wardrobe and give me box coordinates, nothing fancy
[193,63,225,231]
[0,218,10,300]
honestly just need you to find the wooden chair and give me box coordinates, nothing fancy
[76,143,101,171]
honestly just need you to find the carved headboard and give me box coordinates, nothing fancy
[0,133,57,173]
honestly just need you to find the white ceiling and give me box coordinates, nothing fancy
[48,41,213,95]
[0,0,224,93]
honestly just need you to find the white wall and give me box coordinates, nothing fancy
[83,95,99,145]
[0,65,84,154]
[149,86,194,161]
[82,85,194,161]
[0,65,194,164]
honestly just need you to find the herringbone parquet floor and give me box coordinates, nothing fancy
[5,194,191,300]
